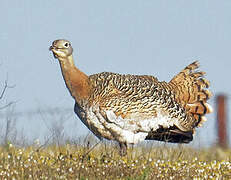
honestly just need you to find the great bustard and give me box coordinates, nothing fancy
[50,39,212,156]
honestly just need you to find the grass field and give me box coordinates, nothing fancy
[0,142,230,180]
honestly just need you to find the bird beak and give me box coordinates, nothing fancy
[49,46,58,59]
[49,46,54,51]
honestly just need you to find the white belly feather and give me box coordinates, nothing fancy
[85,105,177,144]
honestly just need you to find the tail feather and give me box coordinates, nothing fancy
[186,102,213,115]
[169,61,212,129]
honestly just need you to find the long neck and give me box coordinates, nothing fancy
[58,55,90,104]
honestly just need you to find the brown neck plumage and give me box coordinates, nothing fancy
[58,55,90,103]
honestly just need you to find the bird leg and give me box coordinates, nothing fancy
[119,142,127,156]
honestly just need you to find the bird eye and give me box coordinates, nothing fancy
[64,42,69,48]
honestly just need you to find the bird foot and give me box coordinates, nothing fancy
[119,142,127,156]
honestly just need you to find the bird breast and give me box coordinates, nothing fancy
[82,104,177,144]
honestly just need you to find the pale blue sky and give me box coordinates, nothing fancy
[0,0,230,145]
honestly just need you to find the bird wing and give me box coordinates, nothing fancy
[88,72,180,134]
[89,72,161,117]
[86,62,212,143]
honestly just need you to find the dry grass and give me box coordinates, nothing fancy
[0,143,230,179]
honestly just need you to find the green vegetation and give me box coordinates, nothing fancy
[0,143,230,179]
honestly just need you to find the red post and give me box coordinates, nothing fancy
[216,94,228,147]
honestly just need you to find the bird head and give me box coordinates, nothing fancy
[49,39,73,59]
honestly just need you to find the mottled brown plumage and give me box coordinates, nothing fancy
[50,39,213,156]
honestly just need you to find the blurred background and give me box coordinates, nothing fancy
[0,0,230,147]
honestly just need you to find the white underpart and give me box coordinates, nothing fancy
[84,107,114,140]
[85,106,177,144]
